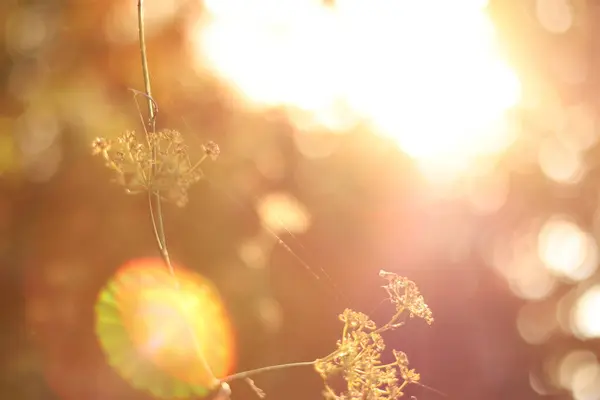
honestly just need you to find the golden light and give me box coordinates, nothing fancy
[538,217,598,282]
[192,0,520,176]
[104,0,181,43]
[507,255,557,301]
[557,349,600,400]
[572,362,600,400]
[493,226,557,300]
[256,191,311,234]
[538,136,585,184]
[95,258,235,398]
[558,350,597,389]
[529,370,555,396]
[536,0,574,34]
[238,239,268,269]
[571,285,600,340]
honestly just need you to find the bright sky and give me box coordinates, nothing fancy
[192,0,521,176]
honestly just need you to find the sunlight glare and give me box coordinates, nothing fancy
[571,285,600,340]
[192,0,520,176]
[538,217,598,281]
[256,191,311,234]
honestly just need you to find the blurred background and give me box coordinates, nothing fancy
[1,0,600,399]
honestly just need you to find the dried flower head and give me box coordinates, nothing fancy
[91,130,217,207]
[91,137,111,155]
[203,140,220,161]
[379,270,433,325]
[315,272,433,400]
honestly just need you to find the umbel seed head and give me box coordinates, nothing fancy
[91,130,218,207]
[203,141,220,161]
[314,271,433,400]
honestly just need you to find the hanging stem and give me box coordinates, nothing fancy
[136,0,218,388]
[137,0,166,260]
[136,2,319,395]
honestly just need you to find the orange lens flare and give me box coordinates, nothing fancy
[95,258,235,398]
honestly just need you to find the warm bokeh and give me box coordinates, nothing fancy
[95,258,235,398]
[2,0,600,400]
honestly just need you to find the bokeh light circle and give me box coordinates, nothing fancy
[571,285,600,340]
[95,258,235,398]
[538,217,598,282]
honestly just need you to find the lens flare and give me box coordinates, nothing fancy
[95,258,235,398]
[191,0,520,176]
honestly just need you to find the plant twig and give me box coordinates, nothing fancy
[136,0,218,388]
[135,1,314,392]
[137,1,155,128]
[137,0,166,262]
[221,361,316,382]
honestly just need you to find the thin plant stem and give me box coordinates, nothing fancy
[221,361,316,382]
[136,2,321,395]
[136,0,218,388]
[137,0,154,125]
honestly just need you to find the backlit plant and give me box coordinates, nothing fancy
[91,1,437,399]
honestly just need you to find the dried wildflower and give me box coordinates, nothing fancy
[203,140,220,161]
[379,270,433,325]
[339,309,377,331]
[91,129,217,207]
[91,137,111,155]
[315,272,433,400]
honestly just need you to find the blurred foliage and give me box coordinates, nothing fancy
[1,1,600,400]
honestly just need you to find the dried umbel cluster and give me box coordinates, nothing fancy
[92,129,219,207]
[315,270,433,400]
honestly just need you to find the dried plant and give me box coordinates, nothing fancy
[89,1,440,399]
[219,270,437,399]
[314,270,434,400]
[92,130,219,207]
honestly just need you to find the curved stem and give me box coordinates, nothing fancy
[136,2,319,395]
[137,0,218,388]
[137,0,154,124]
[221,361,316,383]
